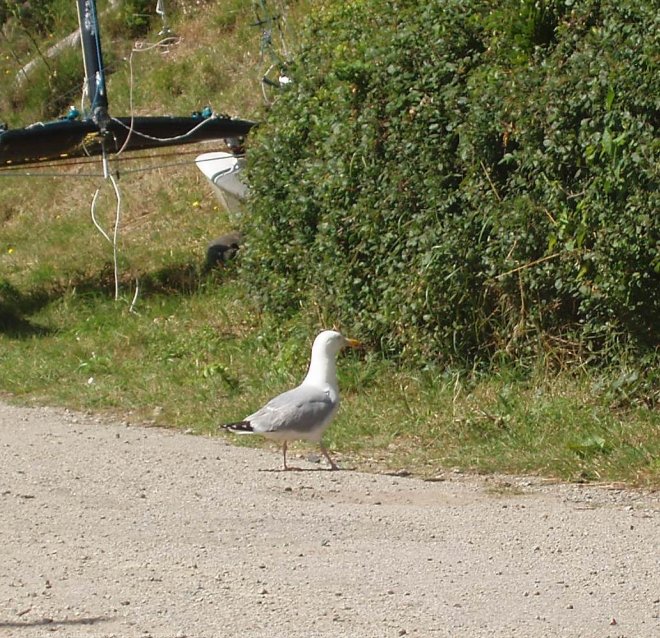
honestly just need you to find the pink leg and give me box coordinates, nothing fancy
[320,444,339,470]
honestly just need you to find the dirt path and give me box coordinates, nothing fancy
[1,401,658,637]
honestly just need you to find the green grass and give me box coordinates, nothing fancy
[329,363,659,485]
[1,255,658,487]
[1,1,658,488]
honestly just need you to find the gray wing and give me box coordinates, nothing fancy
[247,384,338,437]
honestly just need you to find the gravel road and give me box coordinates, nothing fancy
[1,401,658,637]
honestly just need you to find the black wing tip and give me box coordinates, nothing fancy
[222,421,254,434]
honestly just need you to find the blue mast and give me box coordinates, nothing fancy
[75,0,109,131]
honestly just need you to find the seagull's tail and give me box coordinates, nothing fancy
[221,421,254,434]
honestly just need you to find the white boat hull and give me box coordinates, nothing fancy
[195,151,247,217]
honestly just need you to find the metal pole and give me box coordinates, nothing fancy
[75,0,109,130]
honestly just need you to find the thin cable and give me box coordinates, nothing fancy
[128,278,140,314]
[116,36,182,157]
[89,149,122,301]
[109,162,141,312]
[90,187,112,243]
[0,146,226,175]
[111,112,217,144]
[108,168,122,301]
[0,155,233,179]
[1,170,104,178]
[253,0,294,104]
[120,158,210,174]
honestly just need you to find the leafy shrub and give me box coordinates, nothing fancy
[0,0,79,35]
[105,0,155,39]
[7,42,95,120]
[243,0,658,368]
[2,0,55,34]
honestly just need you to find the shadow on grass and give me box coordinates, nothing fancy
[1,260,233,338]
[1,279,54,338]
[0,310,54,338]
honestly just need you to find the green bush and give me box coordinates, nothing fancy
[104,0,155,39]
[243,0,658,367]
[8,44,88,120]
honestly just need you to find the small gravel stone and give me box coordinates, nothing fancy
[1,401,657,637]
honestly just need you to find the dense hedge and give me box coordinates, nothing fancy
[243,0,659,365]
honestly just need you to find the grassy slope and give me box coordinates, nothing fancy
[1,1,658,486]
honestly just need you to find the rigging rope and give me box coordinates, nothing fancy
[0,146,234,177]
[80,28,184,311]
[252,0,293,104]
[89,148,122,302]
[2,3,253,310]
[115,35,181,157]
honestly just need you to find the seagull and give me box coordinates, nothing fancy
[222,330,361,470]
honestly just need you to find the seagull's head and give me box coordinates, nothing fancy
[314,330,361,358]
[305,330,362,385]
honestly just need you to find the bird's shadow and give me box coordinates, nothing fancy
[0,615,113,629]
[258,465,352,473]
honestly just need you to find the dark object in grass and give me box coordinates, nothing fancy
[204,231,243,272]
